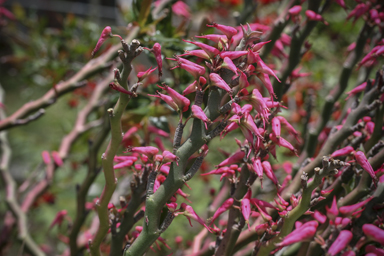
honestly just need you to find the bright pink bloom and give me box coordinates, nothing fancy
[312,210,327,224]
[220,51,248,60]
[345,82,367,100]
[326,196,339,221]
[241,198,252,230]
[157,84,190,112]
[137,66,157,82]
[209,198,234,225]
[209,73,233,94]
[254,53,281,82]
[346,3,370,23]
[251,158,264,184]
[269,133,298,156]
[191,105,211,129]
[91,26,122,57]
[355,151,378,182]
[42,151,51,165]
[331,146,354,158]
[114,160,134,169]
[271,117,281,138]
[49,210,68,229]
[201,167,234,176]
[195,34,228,44]
[171,60,206,78]
[183,80,198,95]
[276,222,317,247]
[365,244,384,256]
[183,39,220,58]
[252,40,271,52]
[339,196,372,215]
[238,70,249,90]
[241,89,270,123]
[334,0,346,9]
[179,49,210,60]
[149,92,179,111]
[288,5,302,16]
[127,146,159,158]
[51,151,63,166]
[328,230,353,256]
[216,150,245,168]
[221,57,238,75]
[262,161,279,186]
[176,203,212,232]
[172,1,190,19]
[109,82,134,96]
[162,150,179,164]
[114,155,138,163]
[363,224,384,245]
[207,23,238,39]
[305,10,328,25]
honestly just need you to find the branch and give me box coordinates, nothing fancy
[304,21,374,157]
[0,86,45,256]
[89,38,143,256]
[0,25,139,131]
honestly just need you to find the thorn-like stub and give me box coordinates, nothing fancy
[121,40,129,52]
[107,108,114,117]
[314,167,321,174]
[301,172,308,189]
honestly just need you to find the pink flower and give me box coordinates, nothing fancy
[207,23,238,39]
[179,49,210,60]
[209,73,233,95]
[365,245,384,255]
[252,40,271,52]
[331,146,355,158]
[220,51,248,60]
[345,82,367,100]
[209,198,234,225]
[183,80,198,95]
[157,84,190,112]
[162,150,179,164]
[171,58,206,78]
[149,91,179,111]
[183,39,220,58]
[191,105,211,129]
[216,150,245,168]
[362,224,384,245]
[271,117,281,139]
[195,34,228,44]
[238,70,249,90]
[114,160,134,169]
[241,197,252,230]
[269,133,298,156]
[354,151,378,183]
[262,161,279,186]
[221,57,238,75]
[42,151,51,165]
[305,10,328,25]
[51,151,63,166]
[276,222,318,247]
[91,26,122,57]
[126,146,159,158]
[137,66,158,82]
[175,203,212,232]
[251,158,264,184]
[288,5,302,16]
[312,210,327,224]
[172,1,190,19]
[49,210,68,229]
[201,167,234,176]
[253,53,281,82]
[326,196,339,221]
[109,82,134,96]
[328,230,353,256]
[339,196,372,216]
